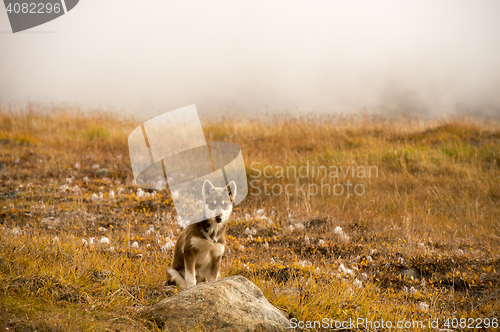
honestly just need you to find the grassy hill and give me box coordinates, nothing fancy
[1,104,499,331]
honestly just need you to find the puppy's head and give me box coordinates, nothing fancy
[202,179,237,224]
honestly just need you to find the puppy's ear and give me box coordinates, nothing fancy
[227,180,237,201]
[202,179,214,200]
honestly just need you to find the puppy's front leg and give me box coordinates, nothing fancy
[184,250,197,288]
[208,243,225,282]
[208,255,222,282]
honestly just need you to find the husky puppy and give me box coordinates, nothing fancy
[167,179,237,289]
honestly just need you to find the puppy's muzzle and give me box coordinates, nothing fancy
[215,215,223,223]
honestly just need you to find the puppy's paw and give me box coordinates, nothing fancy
[167,268,186,289]
[185,273,197,288]
[209,271,219,282]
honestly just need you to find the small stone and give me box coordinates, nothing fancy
[399,268,418,279]
[96,168,109,177]
[293,223,305,231]
[418,302,429,312]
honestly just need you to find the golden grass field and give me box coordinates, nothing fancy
[0,104,499,331]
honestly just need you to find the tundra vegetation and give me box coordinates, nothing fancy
[0,104,499,331]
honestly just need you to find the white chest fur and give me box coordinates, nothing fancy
[189,237,225,282]
[190,237,225,259]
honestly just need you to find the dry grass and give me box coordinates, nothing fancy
[0,103,499,331]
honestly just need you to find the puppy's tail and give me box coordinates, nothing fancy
[167,268,186,289]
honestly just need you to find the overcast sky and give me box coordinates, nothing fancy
[1,0,499,120]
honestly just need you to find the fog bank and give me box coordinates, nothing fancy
[1,1,499,120]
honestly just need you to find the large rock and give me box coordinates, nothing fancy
[142,276,290,331]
